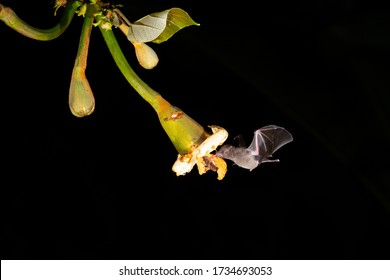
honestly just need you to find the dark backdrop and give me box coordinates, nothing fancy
[2,0,390,259]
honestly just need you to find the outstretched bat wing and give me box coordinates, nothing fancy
[247,125,293,161]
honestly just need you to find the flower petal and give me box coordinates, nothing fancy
[172,125,229,179]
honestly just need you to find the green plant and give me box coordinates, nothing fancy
[0,0,229,179]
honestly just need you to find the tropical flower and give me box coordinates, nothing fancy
[172,125,229,180]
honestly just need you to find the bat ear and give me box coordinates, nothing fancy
[233,134,246,147]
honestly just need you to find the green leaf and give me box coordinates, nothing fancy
[126,8,199,44]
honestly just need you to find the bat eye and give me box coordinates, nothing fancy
[225,145,233,152]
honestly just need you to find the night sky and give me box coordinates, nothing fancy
[2,0,390,259]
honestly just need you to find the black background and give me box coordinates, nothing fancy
[1,0,390,259]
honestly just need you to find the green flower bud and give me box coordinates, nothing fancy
[69,67,95,117]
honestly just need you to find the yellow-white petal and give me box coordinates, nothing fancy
[172,125,228,177]
[172,153,196,176]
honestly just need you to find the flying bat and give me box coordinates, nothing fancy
[215,125,293,171]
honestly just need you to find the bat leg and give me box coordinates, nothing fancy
[261,158,280,163]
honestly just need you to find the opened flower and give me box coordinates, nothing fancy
[96,8,229,179]
[172,125,229,180]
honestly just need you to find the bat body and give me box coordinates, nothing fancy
[215,125,293,171]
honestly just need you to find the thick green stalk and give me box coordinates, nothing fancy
[99,26,162,110]
[74,4,96,69]
[99,26,209,154]
[0,1,82,41]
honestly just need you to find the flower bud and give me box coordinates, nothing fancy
[69,67,95,117]
[132,42,159,69]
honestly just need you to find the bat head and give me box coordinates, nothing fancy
[215,144,235,159]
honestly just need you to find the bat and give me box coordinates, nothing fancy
[215,125,293,171]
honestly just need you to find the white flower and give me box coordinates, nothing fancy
[172,125,229,180]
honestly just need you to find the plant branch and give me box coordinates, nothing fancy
[99,26,209,154]
[0,1,82,41]
[74,3,96,69]
[98,25,162,110]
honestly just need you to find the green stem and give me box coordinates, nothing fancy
[99,25,208,154]
[98,26,163,111]
[0,1,82,41]
[75,4,96,69]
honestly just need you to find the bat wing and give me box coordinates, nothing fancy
[247,125,293,160]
